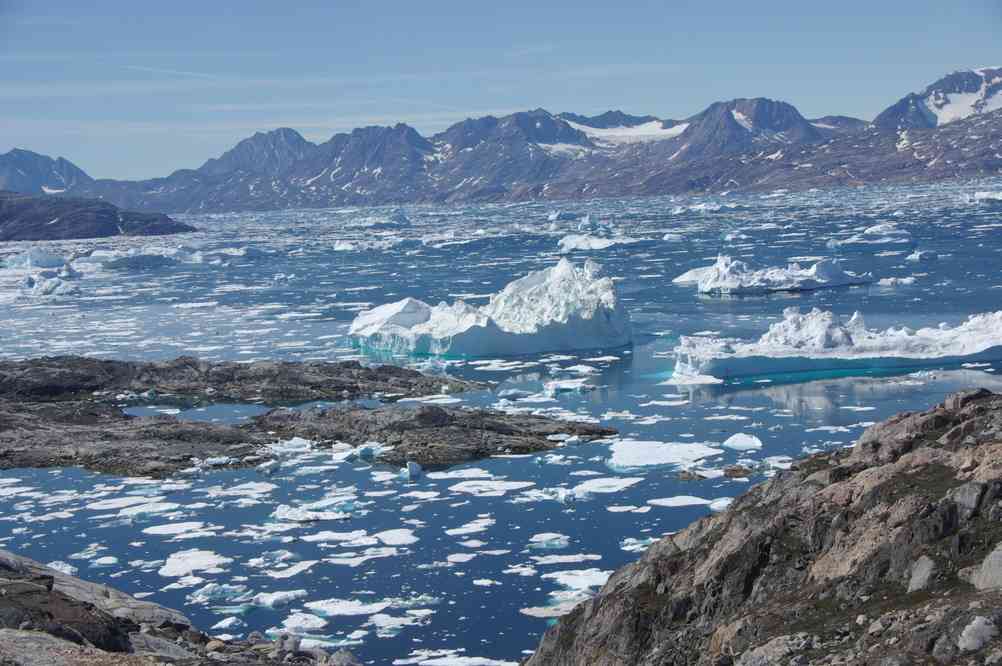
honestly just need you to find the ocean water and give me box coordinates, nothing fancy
[1,181,1002,664]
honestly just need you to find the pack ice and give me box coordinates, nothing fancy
[672,307,1002,380]
[349,259,632,356]
[675,255,871,295]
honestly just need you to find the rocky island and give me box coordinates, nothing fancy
[0,356,614,476]
[0,191,195,241]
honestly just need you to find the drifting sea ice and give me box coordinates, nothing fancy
[672,307,1002,380]
[677,255,872,295]
[557,234,639,252]
[349,258,632,356]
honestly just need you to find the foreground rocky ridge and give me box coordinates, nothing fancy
[0,356,613,476]
[0,549,361,665]
[527,389,1002,666]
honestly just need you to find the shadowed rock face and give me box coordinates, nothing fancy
[0,356,613,476]
[526,389,1002,666]
[0,191,195,241]
[0,549,360,665]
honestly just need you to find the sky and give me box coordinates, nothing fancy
[1,0,1000,179]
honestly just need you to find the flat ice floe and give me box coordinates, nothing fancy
[606,438,723,471]
[349,259,632,356]
[676,255,871,295]
[673,307,1002,380]
[557,234,639,252]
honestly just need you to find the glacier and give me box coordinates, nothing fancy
[675,255,872,295]
[349,258,632,357]
[672,307,1002,381]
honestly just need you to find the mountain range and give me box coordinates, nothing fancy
[2,67,1000,213]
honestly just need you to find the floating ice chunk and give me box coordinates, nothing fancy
[606,438,723,471]
[571,477,643,498]
[4,248,66,269]
[374,529,419,545]
[906,249,937,262]
[974,191,1002,206]
[19,274,80,298]
[521,568,612,618]
[91,556,119,568]
[620,537,658,553]
[267,560,318,579]
[119,501,180,517]
[647,495,715,507]
[272,504,350,522]
[672,264,716,285]
[187,583,250,605]
[557,234,638,252]
[877,277,916,287]
[283,612,328,632]
[672,307,1002,380]
[528,533,571,550]
[251,589,307,608]
[305,598,391,616]
[445,517,495,536]
[46,561,77,575]
[721,433,763,451]
[688,255,871,295]
[159,549,233,577]
[349,259,632,357]
[267,437,314,455]
[87,495,165,511]
[400,461,422,481]
[365,609,434,638]
[211,616,244,630]
[448,480,535,497]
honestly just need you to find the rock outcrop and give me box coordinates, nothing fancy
[0,549,358,665]
[526,389,1002,666]
[254,403,616,468]
[0,191,195,241]
[0,356,613,476]
[0,355,474,404]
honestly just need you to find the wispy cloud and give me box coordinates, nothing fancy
[123,65,223,80]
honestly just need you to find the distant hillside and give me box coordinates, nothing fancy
[2,67,1000,213]
[0,191,196,241]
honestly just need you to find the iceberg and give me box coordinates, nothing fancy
[349,259,632,357]
[19,273,80,298]
[672,307,1002,381]
[974,191,1002,206]
[679,255,872,295]
[4,248,66,269]
[557,234,639,252]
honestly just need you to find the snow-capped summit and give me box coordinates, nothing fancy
[875,67,1002,129]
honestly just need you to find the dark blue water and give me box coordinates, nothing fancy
[2,180,1002,664]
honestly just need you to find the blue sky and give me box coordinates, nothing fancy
[1,0,1000,179]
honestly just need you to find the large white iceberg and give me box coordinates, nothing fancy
[677,255,872,295]
[672,307,1002,380]
[349,259,632,357]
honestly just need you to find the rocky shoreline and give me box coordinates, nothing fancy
[526,388,1002,665]
[0,549,362,665]
[0,356,614,476]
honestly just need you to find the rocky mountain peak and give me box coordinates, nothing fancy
[197,127,316,177]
